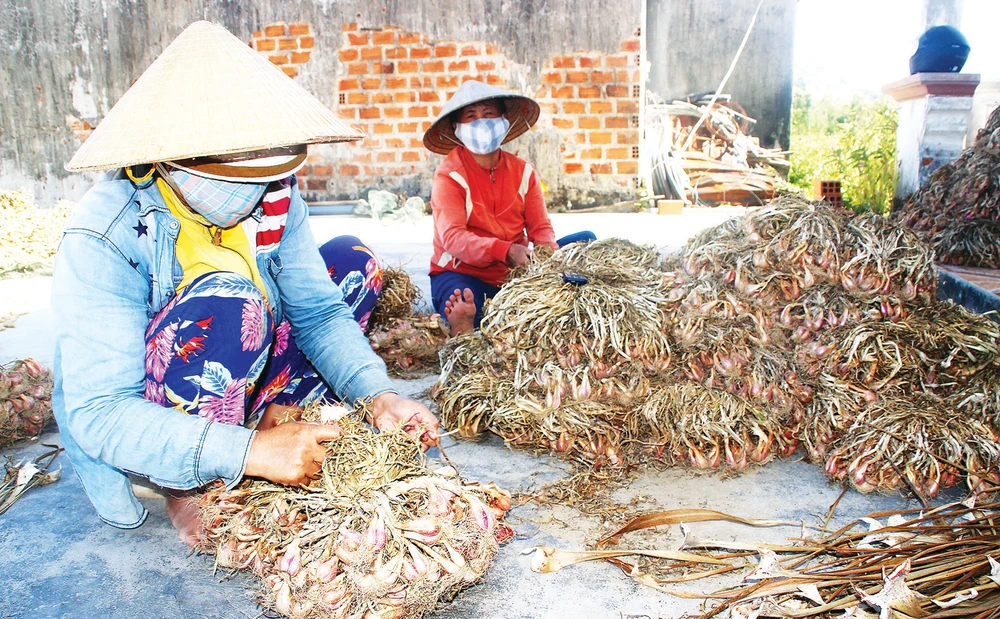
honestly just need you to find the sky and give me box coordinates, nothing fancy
[794,0,1000,99]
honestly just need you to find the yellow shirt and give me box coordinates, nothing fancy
[157,178,267,297]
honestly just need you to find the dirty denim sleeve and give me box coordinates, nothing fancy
[274,186,397,404]
[52,232,255,492]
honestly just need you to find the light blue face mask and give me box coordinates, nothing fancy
[168,169,268,228]
[454,117,511,155]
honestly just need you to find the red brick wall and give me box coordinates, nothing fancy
[250,22,314,78]
[535,39,643,184]
[333,24,512,183]
[249,22,644,202]
[65,114,94,143]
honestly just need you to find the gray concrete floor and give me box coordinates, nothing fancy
[0,210,941,619]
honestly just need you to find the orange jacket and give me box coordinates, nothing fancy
[429,146,556,287]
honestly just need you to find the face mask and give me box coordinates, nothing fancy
[167,169,268,228]
[454,117,511,155]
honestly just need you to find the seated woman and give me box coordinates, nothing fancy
[423,80,594,336]
[53,21,437,546]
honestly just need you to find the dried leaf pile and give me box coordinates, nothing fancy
[1,446,62,515]
[367,266,449,376]
[434,196,1000,499]
[0,189,73,277]
[895,104,1000,268]
[530,500,1000,619]
[1,358,54,447]
[198,404,513,619]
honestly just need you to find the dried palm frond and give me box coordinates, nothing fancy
[529,500,1000,619]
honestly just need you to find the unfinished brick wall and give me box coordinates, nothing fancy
[65,114,94,143]
[535,38,643,187]
[250,22,314,78]
[332,24,511,184]
[248,22,643,202]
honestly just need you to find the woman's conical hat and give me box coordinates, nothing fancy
[66,21,363,172]
[422,80,540,155]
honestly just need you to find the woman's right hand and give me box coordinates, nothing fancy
[506,243,532,267]
[244,421,341,486]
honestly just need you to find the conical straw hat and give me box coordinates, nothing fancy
[423,80,540,155]
[66,21,363,172]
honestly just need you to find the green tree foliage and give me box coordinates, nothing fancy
[788,87,897,214]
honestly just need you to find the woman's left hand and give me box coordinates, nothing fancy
[369,392,440,450]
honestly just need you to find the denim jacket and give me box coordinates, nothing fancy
[52,171,396,528]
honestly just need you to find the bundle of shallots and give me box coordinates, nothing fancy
[439,239,670,467]
[366,266,449,376]
[368,314,449,376]
[0,358,53,447]
[367,266,421,333]
[434,196,1000,499]
[896,104,1000,268]
[198,404,512,619]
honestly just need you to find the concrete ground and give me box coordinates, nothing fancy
[0,209,941,619]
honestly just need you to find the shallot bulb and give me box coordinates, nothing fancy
[313,558,339,583]
[489,489,513,511]
[408,543,430,576]
[273,580,292,615]
[432,465,458,478]
[426,482,455,517]
[322,583,348,610]
[689,445,710,469]
[366,512,387,550]
[278,539,302,576]
[338,528,362,550]
[400,517,442,544]
[374,555,403,585]
[464,494,496,532]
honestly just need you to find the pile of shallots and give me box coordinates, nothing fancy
[366,266,450,376]
[435,198,1000,499]
[0,358,53,447]
[198,405,512,618]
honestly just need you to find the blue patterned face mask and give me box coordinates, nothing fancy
[168,169,267,228]
[454,117,511,155]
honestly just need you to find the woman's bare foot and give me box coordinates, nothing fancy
[166,493,204,548]
[444,288,476,336]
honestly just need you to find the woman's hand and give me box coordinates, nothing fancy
[506,243,532,267]
[369,392,440,450]
[245,421,342,486]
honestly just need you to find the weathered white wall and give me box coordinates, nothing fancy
[0,0,642,205]
[645,0,796,149]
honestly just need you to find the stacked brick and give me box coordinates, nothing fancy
[334,24,512,180]
[250,22,314,79]
[246,21,643,201]
[65,114,94,143]
[535,38,643,185]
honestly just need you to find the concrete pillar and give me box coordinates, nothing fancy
[883,73,979,202]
